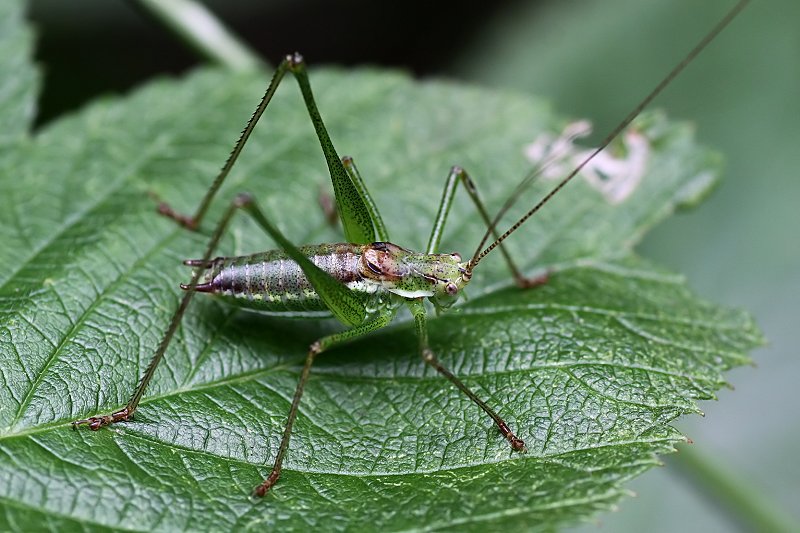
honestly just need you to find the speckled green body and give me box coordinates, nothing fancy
[193,241,469,314]
[195,243,373,313]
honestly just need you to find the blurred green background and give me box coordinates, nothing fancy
[27,0,799,530]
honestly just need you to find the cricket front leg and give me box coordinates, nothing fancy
[406,299,526,452]
[251,309,395,498]
[425,166,548,289]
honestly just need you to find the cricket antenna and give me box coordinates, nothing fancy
[466,0,749,275]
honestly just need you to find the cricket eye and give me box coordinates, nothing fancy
[445,282,458,296]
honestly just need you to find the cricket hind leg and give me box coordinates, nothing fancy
[155,53,381,246]
[317,155,389,241]
[426,166,547,288]
[406,299,527,452]
[153,55,306,230]
[153,56,303,230]
[72,194,253,431]
[251,307,395,498]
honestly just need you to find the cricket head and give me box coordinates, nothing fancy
[359,242,470,309]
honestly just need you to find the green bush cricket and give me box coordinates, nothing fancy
[72,0,749,498]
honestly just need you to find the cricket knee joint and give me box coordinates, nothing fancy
[453,166,478,194]
[234,193,254,208]
[516,270,550,289]
[309,340,323,356]
[287,52,305,69]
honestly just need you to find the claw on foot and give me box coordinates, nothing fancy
[510,435,528,453]
[250,470,281,499]
[72,408,131,431]
[497,419,527,453]
[157,203,198,230]
[147,191,199,230]
[516,270,550,289]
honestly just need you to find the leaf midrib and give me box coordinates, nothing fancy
[0,352,713,442]
[78,428,676,478]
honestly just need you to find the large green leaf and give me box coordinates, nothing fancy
[0,5,761,531]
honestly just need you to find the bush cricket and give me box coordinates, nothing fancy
[72,0,749,499]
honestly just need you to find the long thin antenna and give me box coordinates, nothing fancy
[470,122,591,263]
[468,0,749,271]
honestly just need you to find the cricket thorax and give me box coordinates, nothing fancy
[359,242,468,307]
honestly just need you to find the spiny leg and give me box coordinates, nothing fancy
[72,194,253,430]
[427,166,547,288]
[156,53,379,246]
[177,192,384,496]
[154,52,308,229]
[406,299,526,452]
[251,308,395,498]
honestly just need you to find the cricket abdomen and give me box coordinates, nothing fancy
[187,243,381,313]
